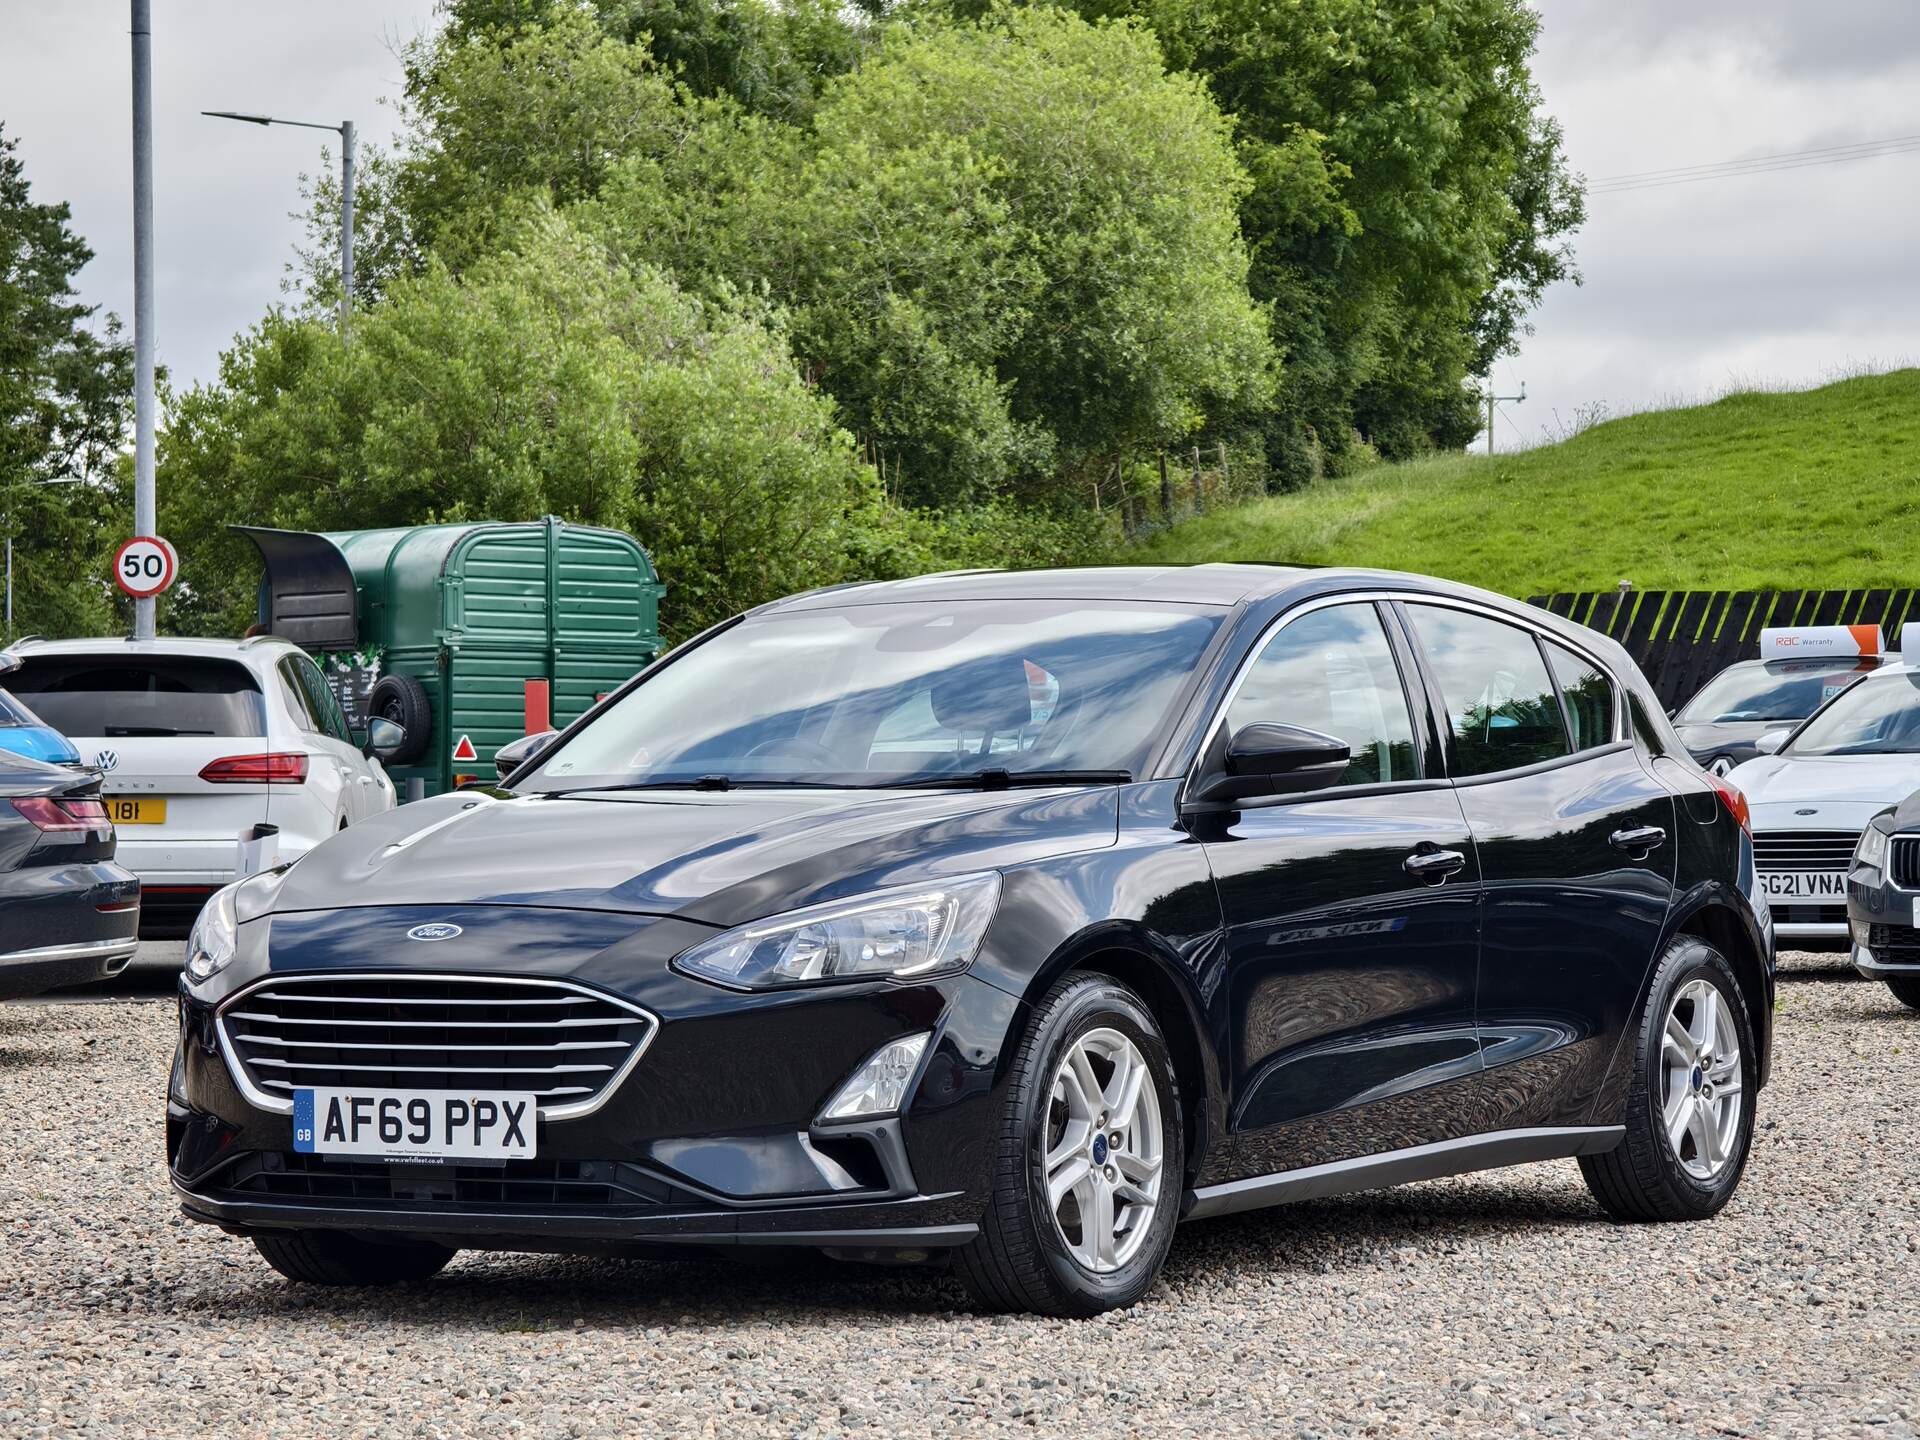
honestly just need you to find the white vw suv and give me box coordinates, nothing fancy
[3,636,396,935]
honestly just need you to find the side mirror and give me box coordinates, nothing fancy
[365,715,405,761]
[1189,723,1351,806]
[1754,729,1789,756]
[495,729,558,782]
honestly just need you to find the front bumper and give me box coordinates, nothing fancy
[1848,853,1920,977]
[167,905,1022,1252]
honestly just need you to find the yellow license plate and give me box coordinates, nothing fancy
[104,797,166,825]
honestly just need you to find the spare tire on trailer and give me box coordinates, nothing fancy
[367,673,432,765]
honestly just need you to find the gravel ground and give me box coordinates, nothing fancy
[2,952,1916,1439]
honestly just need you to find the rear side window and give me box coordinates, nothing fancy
[1226,603,1419,787]
[1545,642,1617,751]
[1406,606,1568,777]
[8,657,267,738]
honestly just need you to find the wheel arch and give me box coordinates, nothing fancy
[1011,926,1223,1191]
[1671,892,1774,1090]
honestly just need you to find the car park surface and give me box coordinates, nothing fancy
[166,565,1770,1315]
[3,636,396,935]
[3,951,1911,1438]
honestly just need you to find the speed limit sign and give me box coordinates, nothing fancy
[114,535,178,599]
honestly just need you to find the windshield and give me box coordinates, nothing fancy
[1676,662,1870,724]
[1786,670,1920,756]
[522,599,1225,791]
[8,656,267,738]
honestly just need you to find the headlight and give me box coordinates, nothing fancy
[673,873,1001,990]
[1856,826,1890,870]
[185,883,239,982]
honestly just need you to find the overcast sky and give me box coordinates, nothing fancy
[4,1,1917,451]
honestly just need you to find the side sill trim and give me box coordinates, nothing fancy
[1182,1125,1625,1222]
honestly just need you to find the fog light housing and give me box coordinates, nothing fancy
[1852,918,1870,948]
[818,1034,930,1122]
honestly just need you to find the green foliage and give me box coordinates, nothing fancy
[161,211,877,640]
[0,123,133,642]
[1012,0,1581,464]
[1127,372,1920,597]
[586,8,1273,505]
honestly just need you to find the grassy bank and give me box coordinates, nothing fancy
[1126,371,1920,597]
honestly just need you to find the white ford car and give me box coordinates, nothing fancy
[3,637,396,935]
[1729,661,1920,949]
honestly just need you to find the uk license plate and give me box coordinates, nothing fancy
[104,796,165,824]
[1758,871,1845,901]
[292,1087,536,1161]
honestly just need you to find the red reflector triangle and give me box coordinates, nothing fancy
[451,734,478,762]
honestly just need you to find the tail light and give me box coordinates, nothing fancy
[199,752,309,785]
[13,795,111,834]
[1707,773,1751,834]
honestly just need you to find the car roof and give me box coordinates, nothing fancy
[759,563,1548,613]
[5,635,301,663]
[1722,655,1888,673]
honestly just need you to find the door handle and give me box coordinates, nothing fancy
[1610,824,1667,855]
[1403,847,1467,884]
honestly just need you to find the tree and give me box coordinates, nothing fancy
[0,123,133,641]
[1018,0,1583,469]
[161,210,880,639]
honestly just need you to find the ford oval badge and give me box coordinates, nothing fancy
[406,922,463,942]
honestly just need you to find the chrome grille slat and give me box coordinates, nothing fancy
[233,1034,629,1053]
[216,972,658,1121]
[227,1011,629,1030]
[247,1058,615,1075]
[253,992,594,1007]
[255,1079,598,1098]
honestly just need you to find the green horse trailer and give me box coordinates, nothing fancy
[238,518,664,798]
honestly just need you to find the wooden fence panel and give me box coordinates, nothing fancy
[1529,586,1918,709]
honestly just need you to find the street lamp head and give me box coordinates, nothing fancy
[202,109,274,126]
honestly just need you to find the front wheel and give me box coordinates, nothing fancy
[955,974,1183,1317]
[1885,975,1920,1012]
[1580,937,1756,1221]
[254,1231,455,1286]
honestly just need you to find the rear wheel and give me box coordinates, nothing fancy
[253,1231,455,1286]
[1580,937,1755,1221]
[955,974,1182,1317]
[1885,975,1920,1012]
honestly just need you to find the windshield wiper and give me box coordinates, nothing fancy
[539,775,866,796]
[885,768,1133,790]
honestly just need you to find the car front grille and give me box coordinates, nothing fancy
[1752,830,1861,873]
[1870,923,1920,962]
[212,1152,699,1212]
[217,973,657,1120]
[1890,836,1920,890]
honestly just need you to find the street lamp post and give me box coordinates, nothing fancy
[202,110,355,332]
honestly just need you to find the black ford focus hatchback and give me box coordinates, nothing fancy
[169,566,1773,1315]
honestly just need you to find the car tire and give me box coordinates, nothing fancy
[1884,975,1920,1011]
[954,973,1183,1317]
[1580,936,1756,1222]
[253,1231,455,1286]
[367,674,432,766]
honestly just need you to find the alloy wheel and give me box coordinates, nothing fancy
[1660,978,1744,1181]
[1042,1027,1163,1273]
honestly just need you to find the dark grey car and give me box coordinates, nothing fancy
[1846,794,1920,1010]
[1675,657,1883,774]
[0,751,141,1000]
